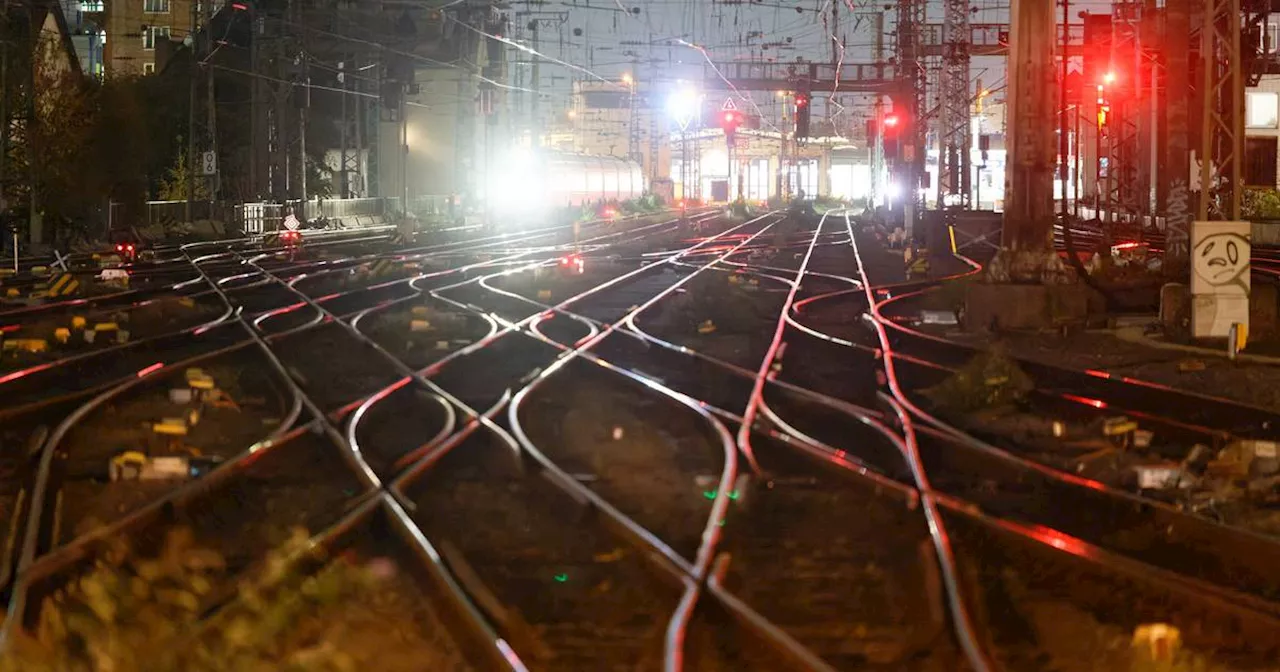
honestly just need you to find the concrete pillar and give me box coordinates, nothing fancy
[1002,0,1058,251]
[767,152,780,199]
[818,149,832,197]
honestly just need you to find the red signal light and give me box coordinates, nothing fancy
[884,115,900,129]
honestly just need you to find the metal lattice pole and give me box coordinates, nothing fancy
[1197,0,1244,221]
[1106,0,1144,232]
[938,0,971,210]
[896,0,927,237]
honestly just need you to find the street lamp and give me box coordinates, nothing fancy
[667,88,702,202]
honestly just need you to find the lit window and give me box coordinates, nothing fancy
[1247,92,1279,129]
[142,25,170,50]
[1264,24,1279,53]
[143,0,169,13]
[80,1,104,10]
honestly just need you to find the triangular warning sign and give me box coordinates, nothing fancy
[721,98,738,112]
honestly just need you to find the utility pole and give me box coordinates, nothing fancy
[339,61,348,198]
[530,21,540,145]
[0,0,9,209]
[1002,0,1058,253]
[400,85,408,210]
[185,0,198,224]
[205,0,217,210]
[1164,0,1191,267]
[1060,0,1070,221]
[299,52,308,204]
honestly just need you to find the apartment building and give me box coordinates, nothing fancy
[1246,17,1280,188]
[95,0,193,75]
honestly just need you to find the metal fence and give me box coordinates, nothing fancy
[146,195,461,233]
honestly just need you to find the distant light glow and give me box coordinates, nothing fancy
[667,87,700,127]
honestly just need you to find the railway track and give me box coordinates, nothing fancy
[14,205,1280,670]
[829,211,1280,668]
[2,210,746,665]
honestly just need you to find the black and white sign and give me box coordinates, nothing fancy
[201,151,217,176]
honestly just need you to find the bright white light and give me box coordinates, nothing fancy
[667,88,700,127]
[488,148,546,216]
[885,182,902,200]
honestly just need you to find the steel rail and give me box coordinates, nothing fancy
[843,211,996,671]
[496,216,785,671]
[782,222,1280,617]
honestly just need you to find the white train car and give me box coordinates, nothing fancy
[489,150,645,216]
[545,154,646,208]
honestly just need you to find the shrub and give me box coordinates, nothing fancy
[1243,187,1280,220]
[1,528,383,672]
[920,346,1034,414]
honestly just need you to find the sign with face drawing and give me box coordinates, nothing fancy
[1191,220,1250,338]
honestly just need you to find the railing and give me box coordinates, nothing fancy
[145,196,466,235]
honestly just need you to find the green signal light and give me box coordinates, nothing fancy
[702,490,716,500]
[554,573,568,583]
[728,490,740,500]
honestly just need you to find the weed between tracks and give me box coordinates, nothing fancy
[2,527,464,672]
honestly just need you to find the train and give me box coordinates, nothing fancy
[489,151,646,215]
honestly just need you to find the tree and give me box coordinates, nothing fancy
[158,141,211,202]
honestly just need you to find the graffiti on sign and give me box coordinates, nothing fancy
[1192,230,1250,295]
[1191,220,1250,339]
